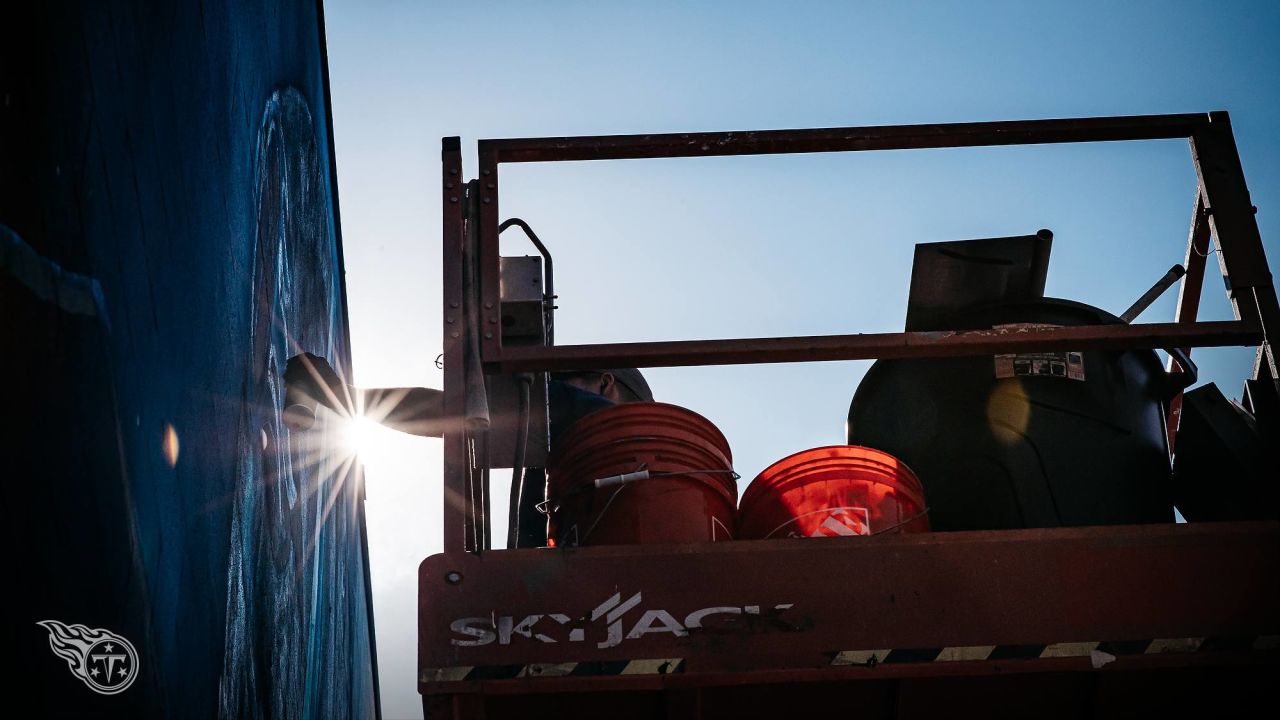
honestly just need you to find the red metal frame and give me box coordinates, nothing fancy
[470,112,1274,376]
[419,522,1277,681]
[427,113,1279,716]
[1166,193,1213,448]
[441,137,468,549]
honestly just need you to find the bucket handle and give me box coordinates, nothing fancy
[712,516,734,541]
[763,506,931,539]
[549,464,741,545]
[576,479,740,546]
[594,469,651,489]
[578,484,629,545]
[540,462,651,515]
[872,507,932,535]
[591,468,740,488]
[545,462,739,507]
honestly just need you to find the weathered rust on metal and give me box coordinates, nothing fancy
[465,111,1274,382]
[418,522,1279,693]
[424,662,1277,719]
[1167,191,1213,450]
[486,320,1260,373]
[1190,113,1274,297]
[1190,114,1280,387]
[436,114,1280,713]
[441,138,468,553]
[478,145,503,361]
[424,652,1273,698]
[479,113,1210,164]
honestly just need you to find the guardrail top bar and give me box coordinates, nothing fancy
[479,112,1213,163]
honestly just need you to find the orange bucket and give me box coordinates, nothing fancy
[738,445,929,539]
[546,402,737,546]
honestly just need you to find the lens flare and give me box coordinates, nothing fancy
[341,412,401,472]
[986,378,1031,444]
[162,423,180,467]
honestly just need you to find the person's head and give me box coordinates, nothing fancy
[552,368,653,403]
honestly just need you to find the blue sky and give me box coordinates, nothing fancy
[324,2,1279,716]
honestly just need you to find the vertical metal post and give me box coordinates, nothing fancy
[477,144,502,362]
[1190,112,1279,413]
[1191,117,1277,329]
[1166,191,1212,451]
[441,138,469,552]
[461,181,492,550]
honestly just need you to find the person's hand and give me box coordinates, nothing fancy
[283,352,352,428]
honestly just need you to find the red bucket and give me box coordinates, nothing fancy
[546,402,737,546]
[738,445,929,539]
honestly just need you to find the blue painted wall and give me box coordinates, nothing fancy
[2,2,377,718]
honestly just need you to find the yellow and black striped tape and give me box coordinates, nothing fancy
[830,635,1280,667]
[422,658,684,684]
[421,636,1279,684]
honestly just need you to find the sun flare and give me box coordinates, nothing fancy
[342,414,399,469]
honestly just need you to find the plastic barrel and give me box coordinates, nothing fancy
[546,402,737,546]
[848,298,1177,531]
[738,445,930,539]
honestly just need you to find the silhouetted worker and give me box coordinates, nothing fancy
[548,368,653,447]
[284,353,653,547]
[553,368,652,404]
[282,352,449,436]
[283,353,653,448]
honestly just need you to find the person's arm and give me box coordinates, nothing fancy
[362,385,447,437]
[283,352,447,437]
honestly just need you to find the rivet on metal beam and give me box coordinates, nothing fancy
[446,317,455,324]
[484,332,493,339]
[450,331,459,338]
[449,197,458,203]
[484,302,493,309]
[449,302,459,308]
[482,169,491,176]
[483,197,491,204]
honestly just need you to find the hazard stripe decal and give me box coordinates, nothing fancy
[421,636,1280,684]
[829,635,1280,667]
[933,645,996,662]
[422,658,684,684]
[882,648,943,664]
[988,644,1046,660]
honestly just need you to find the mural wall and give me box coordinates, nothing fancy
[1,2,378,718]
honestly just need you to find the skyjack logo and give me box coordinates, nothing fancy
[450,592,797,649]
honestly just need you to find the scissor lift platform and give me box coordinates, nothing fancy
[420,522,1278,717]
[422,113,1280,718]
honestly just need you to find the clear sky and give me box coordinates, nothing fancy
[324,2,1279,716]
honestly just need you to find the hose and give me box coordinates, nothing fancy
[507,374,532,548]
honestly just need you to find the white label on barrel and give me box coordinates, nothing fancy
[798,507,871,538]
[994,351,1085,381]
[991,324,1085,381]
